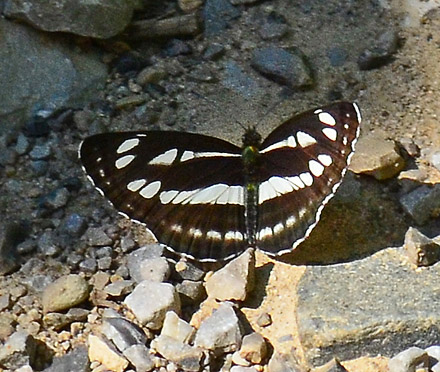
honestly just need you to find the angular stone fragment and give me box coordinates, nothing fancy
[194,302,242,353]
[239,332,267,364]
[388,347,428,372]
[152,335,204,372]
[134,257,170,283]
[176,280,205,304]
[122,344,154,372]
[0,331,37,370]
[42,346,89,372]
[400,184,440,224]
[267,350,303,372]
[124,281,180,329]
[404,227,440,266]
[42,274,89,313]
[88,334,128,372]
[161,311,195,343]
[101,317,148,352]
[349,131,405,180]
[175,259,205,281]
[205,249,254,301]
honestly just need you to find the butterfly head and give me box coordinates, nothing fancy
[242,126,262,149]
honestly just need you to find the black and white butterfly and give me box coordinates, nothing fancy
[79,102,361,262]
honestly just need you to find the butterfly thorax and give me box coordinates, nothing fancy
[241,128,262,247]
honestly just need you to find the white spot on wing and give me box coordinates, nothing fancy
[309,160,325,177]
[322,127,337,141]
[318,112,336,126]
[188,228,203,238]
[257,226,272,240]
[207,230,222,240]
[189,184,228,204]
[160,190,179,204]
[99,169,105,177]
[139,181,161,199]
[180,151,240,162]
[273,223,284,234]
[149,149,178,165]
[117,138,140,154]
[115,155,135,169]
[181,151,195,162]
[297,131,317,148]
[225,231,244,241]
[259,181,277,203]
[172,189,200,204]
[260,135,297,153]
[127,179,147,192]
[286,215,296,227]
[318,154,332,166]
[299,172,313,186]
[286,176,305,189]
[353,102,362,123]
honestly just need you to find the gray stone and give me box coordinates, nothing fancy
[42,187,70,210]
[258,12,288,41]
[15,133,30,155]
[4,0,135,39]
[79,258,97,274]
[42,274,89,313]
[132,257,170,283]
[104,280,134,297]
[0,19,107,133]
[176,280,205,304]
[426,345,440,361]
[62,214,87,237]
[0,331,37,370]
[120,236,136,253]
[194,302,242,353]
[431,151,440,171]
[349,131,405,180]
[161,311,195,343]
[256,312,272,327]
[0,221,25,275]
[296,248,440,366]
[404,227,440,266]
[101,317,148,352]
[358,29,399,70]
[267,351,303,372]
[88,334,129,372]
[152,335,204,372]
[251,47,313,89]
[205,249,254,301]
[86,227,113,246]
[122,344,154,372]
[124,281,181,329]
[97,257,112,271]
[239,332,267,364]
[388,347,428,372]
[0,294,11,311]
[127,245,165,281]
[42,346,90,372]
[400,184,440,224]
[29,143,52,160]
[174,259,205,281]
[230,367,258,372]
[37,230,60,256]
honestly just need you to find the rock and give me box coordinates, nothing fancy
[296,248,440,366]
[120,236,136,253]
[205,249,254,301]
[122,344,155,372]
[327,47,348,67]
[239,332,267,364]
[358,30,399,70]
[203,0,241,37]
[174,259,205,281]
[127,245,165,281]
[43,308,89,331]
[42,346,89,372]
[161,311,195,343]
[400,184,440,224]
[0,331,37,370]
[88,334,128,372]
[101,317,148,353]
[388,347,428,372]
[222,61,259,98]
[267,350,303,372]
[29,143,52,160]
[15,133,30,155]
[42,274,89,313]
[0,294,11,311]
[404,227,440,266]
[85,227,113,247]
[78,258,97,274]
[231,367,258,372]
[431,150,440,171]
[152,335,204,372]
[255,312,272,327]
[194,302,242,354]
[130,257,170,283]
[203,43,225,60]
[0,221,26,275]
[4,0,135,39]
[0,312,15,341]
[232,350,250,366]
[317,358,349,371]
[37,230,60,257]
[251,47,313,89]
[62,214,87,237]
[349,131,405,180]
[124,281,181,329]
[176,280,205,304]
[97,257,112,270]
[15,365,33,372]
[104,280,134,297]
[0,19,107,133]
[426,346,440,372]
[136,66,168,87]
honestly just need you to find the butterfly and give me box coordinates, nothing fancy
[79,102,361,262]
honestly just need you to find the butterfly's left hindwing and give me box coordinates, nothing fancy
[80,131,247,261]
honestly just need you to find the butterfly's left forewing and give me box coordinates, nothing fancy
[80,131,247,261]
[256,102,361,255]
